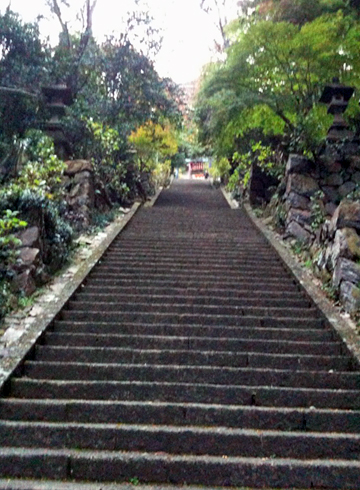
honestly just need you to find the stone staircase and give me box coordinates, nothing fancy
[0,180,359,489]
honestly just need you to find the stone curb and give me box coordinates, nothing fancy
[0,202,141,393]
[243,202,360,366]
[0,480,252,490]
[220,187,239,209]
[144,186,164,208]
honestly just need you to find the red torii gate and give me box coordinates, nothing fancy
[189,161,204,177]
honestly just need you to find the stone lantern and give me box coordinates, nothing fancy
[319,78,354,142]
[41,84,72,159]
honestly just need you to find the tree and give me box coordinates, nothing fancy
[62,35,183,156]
[128,120,178,172]
[200,0,232,51]
[46,0,98,95]
[195,11,360,159]
[120,2,163,59]
[258,0,352,24]
[0,8,50,178]
[200,0,263,52]
[0,8,49,91]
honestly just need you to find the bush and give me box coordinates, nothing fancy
[82,119,129,203]
[15,130,66,200]
[0,209,27,320]
[152,160,172,187]
[209,157,231,182]
[0,190,73,273]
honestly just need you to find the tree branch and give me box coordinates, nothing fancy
[0,86,38,98]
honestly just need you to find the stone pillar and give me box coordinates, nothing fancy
[319,78,354,142]
[42,84,72,159]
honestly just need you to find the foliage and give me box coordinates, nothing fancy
[152,160,172,187]
[99,38,183,132]
[14,131,66,200]
[180,117,206,159]
[0,190,73,272]
[0,209,27,320]
[0,4,184,193]
[310,190,326,230]
[0,128,67,287]
[195,9,360,166]
[0,1,184,317]
[231,142,284,190]
[0,8,48,91]
[260,0,351,25]
[227,165,242,192]
[272,195,287,229]
[60,36,184,192]
[200,0,242,51]
[45,0,98,96]
[231,152,252,188]
[83,119,129,202]
[118,3,163,59]
[0,8,50,176]
[128,121,178,173]
[209,156,231,181]
[0,210,27,272]
[89,207,121,233]
[344,183,360,201]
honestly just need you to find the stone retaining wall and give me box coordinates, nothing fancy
[282,147,360,314]
[9,160,101,298]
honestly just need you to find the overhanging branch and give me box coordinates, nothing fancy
[0,87,38,98]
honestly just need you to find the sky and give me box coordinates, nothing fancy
[2,0,238,84]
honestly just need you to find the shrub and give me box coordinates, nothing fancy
[0,209,27,320]
[83,119,129,202]
[0,190,73,273]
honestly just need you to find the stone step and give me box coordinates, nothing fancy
[69,296,312,309]
[106,248,277,260]
[103,252,281,264]
[0,447,360,488]
[117,237,268,245]
[22,362,360,390]
[42,333,340,356]
[77,286,303,299]
[84,276,300,291]
[0,479,277,490]
[53,321,335,341]
[57,313,324,330]
[66,301,316,316]
[94,262,287,274]
[34,346,354,371]
[1,399,359,433]
[108,245,273,257]
[2,181,360,489]
[89,269,291,281]
[59,311,323,326]
[9,379,360,409]
[1,421,360,460]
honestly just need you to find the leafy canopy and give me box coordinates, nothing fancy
[195,10,360,159]
[128,121,178,172]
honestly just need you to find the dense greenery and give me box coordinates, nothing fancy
[0,3,185,320]
[0,3,184,181]
[194,0,360,187]
[6,0,360,319]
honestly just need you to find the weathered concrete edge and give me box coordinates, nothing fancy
[143,186,164,208]
[221,187,239,209]
[0,480,252,490]
[0,202,141,393]
[243,202,360,366]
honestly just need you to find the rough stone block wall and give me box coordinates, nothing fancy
[282,146,360,314]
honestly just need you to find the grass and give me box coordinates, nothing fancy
[129,477,140,485]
